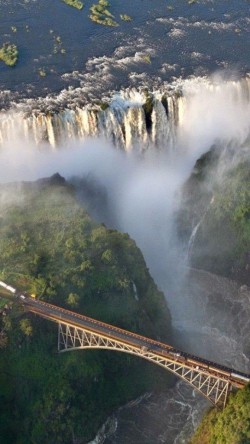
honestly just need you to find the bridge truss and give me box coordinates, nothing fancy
[58,322,231,408]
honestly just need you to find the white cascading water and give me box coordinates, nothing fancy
[77,108,99,139]
[123,106,148,152]
[0,77,249,155]
[187,196,215,260]
[0,77,250,286]
[151,99,170,150]
[98,107,125,149]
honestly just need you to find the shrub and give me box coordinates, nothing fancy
[120,14,132,21]
[0,43,18,67]
[62,0,84,10]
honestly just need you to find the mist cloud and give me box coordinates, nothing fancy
[0,76,249,373]
[0,76,249,329]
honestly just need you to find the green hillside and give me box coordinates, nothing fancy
[0,174,172,444]
[191,160,250,282]
[190,384,250,444]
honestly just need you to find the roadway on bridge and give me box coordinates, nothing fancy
[21,295,250,388]
[0,279,249,389]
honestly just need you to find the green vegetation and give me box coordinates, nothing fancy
[0,175,172,443]
[52,34,66,55]
[98,101,109,110]
[178,153,250,284]
[38,68,46,77]
[140,54,151,64]
[191,161,250,281]
[0,297,9,309]
[120,14,132,21]
[190,384,250,444]
[0,43,18,67]
[89,0,118,27]
[62,0,84,10]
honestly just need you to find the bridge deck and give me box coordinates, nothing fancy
[23,297,250,389]
[0,279,249,405]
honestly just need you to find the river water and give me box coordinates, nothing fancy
[0,0,249,104]
[88,383,209,444]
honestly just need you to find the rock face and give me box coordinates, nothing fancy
[177,153,250,286]
[170,268,250,373]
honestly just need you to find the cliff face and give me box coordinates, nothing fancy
[178,153,250,286]
[191,161,250,284]
[177,150,250,444]
[0,175,172,444]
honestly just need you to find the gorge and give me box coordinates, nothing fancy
[0,74,249,442]
[1,0,250,442]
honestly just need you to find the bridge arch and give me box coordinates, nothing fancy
[1,280,247,410]
[58,322,231,408]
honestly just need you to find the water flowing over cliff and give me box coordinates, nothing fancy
[0,76,249,151]
[1,75,249,296]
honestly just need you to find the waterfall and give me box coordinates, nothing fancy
[151,99,172,150]
[187,196,215,260]
[187,220,202,259]
[76,108,99,138]
[0,77,249,151]
[132,282,139,301]
[98,107,126,149]
[123,106,148,152]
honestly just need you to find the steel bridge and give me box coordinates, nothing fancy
[1,281,249,408]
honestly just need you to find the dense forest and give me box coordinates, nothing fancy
[190,384,250,444]
[0,174,172,443]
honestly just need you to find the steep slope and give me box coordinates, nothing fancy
[190,384,250,444]
[178,153,250,285]
[0,174,172,444]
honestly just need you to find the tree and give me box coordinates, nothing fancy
[20,318,33,336]
[67,293,80,308]
[0,331,8,348]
